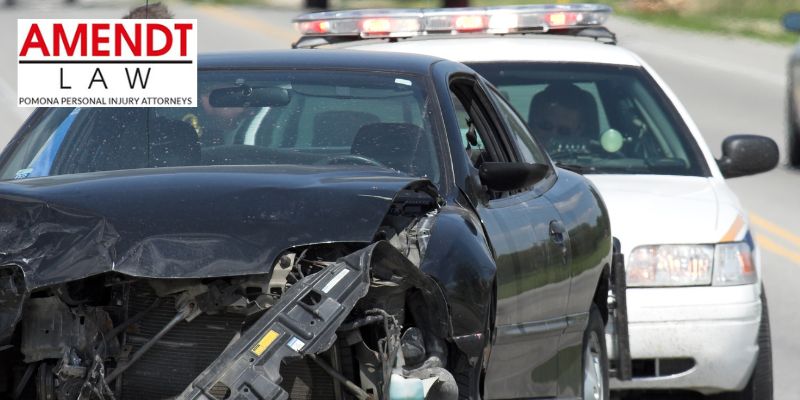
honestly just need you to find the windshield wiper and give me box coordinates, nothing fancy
[555,162,596,174]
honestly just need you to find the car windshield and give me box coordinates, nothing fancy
[468,62,709,176]
[0,70,441,184]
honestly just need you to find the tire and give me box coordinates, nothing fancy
[453,350,482,400]
[790,117,800,167]
[582,304,610,400]
[788,94,800,167]
[714,287,773,400]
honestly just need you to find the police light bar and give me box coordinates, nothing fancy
[294,4,611,38]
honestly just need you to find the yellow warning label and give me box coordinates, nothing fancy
[251,330,280,356]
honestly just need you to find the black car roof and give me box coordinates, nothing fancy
[199,49,446,75]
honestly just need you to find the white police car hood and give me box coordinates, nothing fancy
[585,175,748,256]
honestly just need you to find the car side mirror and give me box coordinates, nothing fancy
[479,162,549,191]
[716,135,778,178]
[783,12,800,32]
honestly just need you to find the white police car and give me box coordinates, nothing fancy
[292,5,779,399]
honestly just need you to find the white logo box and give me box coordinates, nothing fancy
[17,19,197,107]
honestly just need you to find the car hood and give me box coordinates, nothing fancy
[585,175,727,255]
[0,165,432,289]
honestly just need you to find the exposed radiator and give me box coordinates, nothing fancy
[121,284,245,399]
[120,283,337,400]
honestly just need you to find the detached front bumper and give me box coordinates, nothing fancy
[610,284,761,395]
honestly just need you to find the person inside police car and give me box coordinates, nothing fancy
[528,82,600,153]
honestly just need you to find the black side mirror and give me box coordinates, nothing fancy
[783,12,800,32]
[479,162,549,191]
[716,135,778,178]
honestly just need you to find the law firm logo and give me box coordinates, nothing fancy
[17,19,197,107]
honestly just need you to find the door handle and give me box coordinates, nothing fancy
[549,220,566,245]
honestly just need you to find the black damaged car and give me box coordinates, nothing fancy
[0,50,628,400]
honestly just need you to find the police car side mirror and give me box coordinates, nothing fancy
[479,162,549,191]
[783,12,800,32]
[716,135,779,179]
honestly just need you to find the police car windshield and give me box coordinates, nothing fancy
[469,62,709,177]
[0,70,441,183]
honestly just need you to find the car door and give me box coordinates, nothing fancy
[448,75,570,399]
[487,86,610,398]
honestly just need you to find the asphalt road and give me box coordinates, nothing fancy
[0,2,798,399]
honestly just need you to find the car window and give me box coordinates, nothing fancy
[450,92,487,161]
[451,77,526,199]
[486,87,549,165]
[449,79,512,166]
[469,62,710,176]
[0,70,442,185]
[499,82,612,136]
[292,96,424,148]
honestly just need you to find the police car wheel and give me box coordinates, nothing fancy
[714,287,773,400]
[583,304,609,400]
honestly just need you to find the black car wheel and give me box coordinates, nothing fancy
[788,95,800,167]
[583,304,609,400]
[790,118,800,167]
[714,287,773,400]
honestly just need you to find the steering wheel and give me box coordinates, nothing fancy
[319,154,387,168]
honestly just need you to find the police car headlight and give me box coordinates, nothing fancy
[627,245,714,287]
[627,242,756,287]
[712,242,757,286]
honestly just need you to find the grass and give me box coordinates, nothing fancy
[502,0,799,44]
[186,0,800,43]
[331,0,800,44]
[608,0,799,44]
[459,0,800,44]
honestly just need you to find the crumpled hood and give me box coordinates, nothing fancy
[585,175,720,254]
[0,165,430,289]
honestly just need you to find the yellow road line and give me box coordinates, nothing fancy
[755,234,800,265]
[750,212,800,248]
[194,4,297,43]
